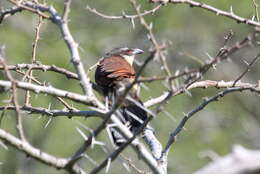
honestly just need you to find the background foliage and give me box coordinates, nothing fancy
[0,0,259,174]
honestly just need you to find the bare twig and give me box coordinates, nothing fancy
[252,0,260,22]
[0,6,22,24]
[144,80,260,107]
[0,80,98,106]
[62,0,71,22]
[162,87,260,158]
[0,63,78,80]
[144,33,253,108]
[8,0,49,19]
[150,0,260,27]
[25,16,43,106]
[121,156,151,174]
[0,128,67,168]
[0,105,103,118]
[232,53,260,86]
[187,80,260,91]
[129,0,172,80]
[0,58,27,142]
[0,63,102,94]
[0,128,86,174]
[137,69,198,83]
[86,4,162,20]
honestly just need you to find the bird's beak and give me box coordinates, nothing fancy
[132,48,144,55]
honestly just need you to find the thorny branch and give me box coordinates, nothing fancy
[0,128,87,174]
[252,0,260,22]
[232,52,260,86]
[86,4,162,20]
[24,16,43,106]
[162,86,260,158]
[144,31,254,108]
[0,105,103,118]
[0,57,27,142]
[1,80,259,115]
[0,63,79,80]
[0,6,22,24]
[129,0,172,79]
[150,0,260,28]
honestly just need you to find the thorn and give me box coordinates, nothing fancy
[137,5,141,11]
[122,10,126,17]
[74,120,93,133]
[93,139,105,146]
[242,59,249,66]
[205,52,213,61]
[0,140,8,150]
[83,154,98,166]
[105,158,112,174]
[140,83,150,91]
[0,45,6,58]
[131,18,135,29]
[252,15,255,21]
[183,88,192,97]
[149,22,153,30]
[203,97,209,101]
[44,117,52,128]
[91,136,95,149]
[122,162,130,172]
[175,70,180,76]
[230,6,234,15]
[101,146,109,154]
[76,127,88,140]
[48,103,52,110]
[163,110,176,121]
[147,33,151,40]
[212,64,217,70]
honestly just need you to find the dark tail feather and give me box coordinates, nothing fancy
[111,97,148,147]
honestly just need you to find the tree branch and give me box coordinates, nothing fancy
[0,105,103,118]
[0,128,86,174]
[150,0,260,28]
[0,80,97,106]
[195,145,260,174]
[162,87,260,158]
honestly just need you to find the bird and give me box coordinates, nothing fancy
[95,47,143,96]
[94,47,148,146]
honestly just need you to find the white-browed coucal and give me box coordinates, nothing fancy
[95,47,148,146]
[95,47,143,96]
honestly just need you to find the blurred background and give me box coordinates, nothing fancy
[0,0,259,173]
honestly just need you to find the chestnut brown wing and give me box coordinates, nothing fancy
[95,56,135,88]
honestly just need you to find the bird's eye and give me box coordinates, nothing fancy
[125,50,133,55]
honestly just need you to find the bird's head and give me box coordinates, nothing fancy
[106,47,144,65]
